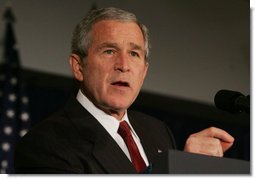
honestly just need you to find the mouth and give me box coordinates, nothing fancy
[111,81,130,88]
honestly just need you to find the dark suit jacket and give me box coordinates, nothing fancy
[14,97,176,174]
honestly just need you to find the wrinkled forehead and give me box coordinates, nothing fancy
[91,20,145,47]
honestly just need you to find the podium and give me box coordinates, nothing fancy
[151,150,250,174]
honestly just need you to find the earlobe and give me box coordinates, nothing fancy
[69,54,84,81]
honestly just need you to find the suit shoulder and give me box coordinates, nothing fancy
[128,110,165,125]
[128,110,177,150]
[128,110,172,135]
[14,108,90,173]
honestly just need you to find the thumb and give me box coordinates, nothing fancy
[221,140,234,152]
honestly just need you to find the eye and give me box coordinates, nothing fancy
[104,49,114,55]
[130,51,139,58]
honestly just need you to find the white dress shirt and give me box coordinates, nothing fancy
[76,90,149,166]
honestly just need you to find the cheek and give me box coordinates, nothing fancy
[84,68,101,87]
[82,63,110,94]
[134,68,147,87]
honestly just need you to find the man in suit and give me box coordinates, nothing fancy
[14,7,234,174]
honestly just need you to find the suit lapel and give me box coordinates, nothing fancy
[92,127,136,174]
[64,97,136,174]
[128,112,158,164]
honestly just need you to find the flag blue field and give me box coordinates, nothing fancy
[0,7,31,174]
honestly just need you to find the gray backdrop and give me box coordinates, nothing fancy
[0,0,250,104]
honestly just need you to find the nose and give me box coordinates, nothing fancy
[114,53,130,72]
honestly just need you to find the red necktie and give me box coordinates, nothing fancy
[118,121,146,173]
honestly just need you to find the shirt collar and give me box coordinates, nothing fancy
[76,90,139,140]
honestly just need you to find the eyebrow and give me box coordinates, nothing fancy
[97,42,120,51]
[97,42,144,54]
[129,42,143,52]
[129,42,145,57]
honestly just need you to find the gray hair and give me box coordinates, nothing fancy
[71,7,150,60]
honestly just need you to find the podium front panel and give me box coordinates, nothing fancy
[151,150,250,174]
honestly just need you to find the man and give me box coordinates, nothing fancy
[14,7,234,174]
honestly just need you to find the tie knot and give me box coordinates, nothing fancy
[118,121,132,139]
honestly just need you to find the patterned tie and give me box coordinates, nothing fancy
[118,121,146,173]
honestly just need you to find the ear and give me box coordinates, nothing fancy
[69,54,84,81]
[142,62,149,80]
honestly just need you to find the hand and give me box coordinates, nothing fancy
[184,127,234,157]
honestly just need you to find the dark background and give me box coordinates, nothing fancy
[0,0,250,104]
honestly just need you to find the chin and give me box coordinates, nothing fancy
[111,103,130,111]
[106,99,131,111]
[102,93,137,110]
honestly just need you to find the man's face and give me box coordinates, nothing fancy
[71,20,148,119]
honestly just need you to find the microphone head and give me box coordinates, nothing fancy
[214,89,244,113]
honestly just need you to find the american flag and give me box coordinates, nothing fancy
[0,7,31,174]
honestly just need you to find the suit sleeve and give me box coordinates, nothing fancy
[165,122,177,149]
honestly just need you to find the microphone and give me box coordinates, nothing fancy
[214,89,250,113]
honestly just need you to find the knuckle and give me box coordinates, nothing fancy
[214,138,221,145]
[208,126,216,132]
[185,136,193,145]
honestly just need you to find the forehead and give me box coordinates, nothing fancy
[91,20,145,48]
